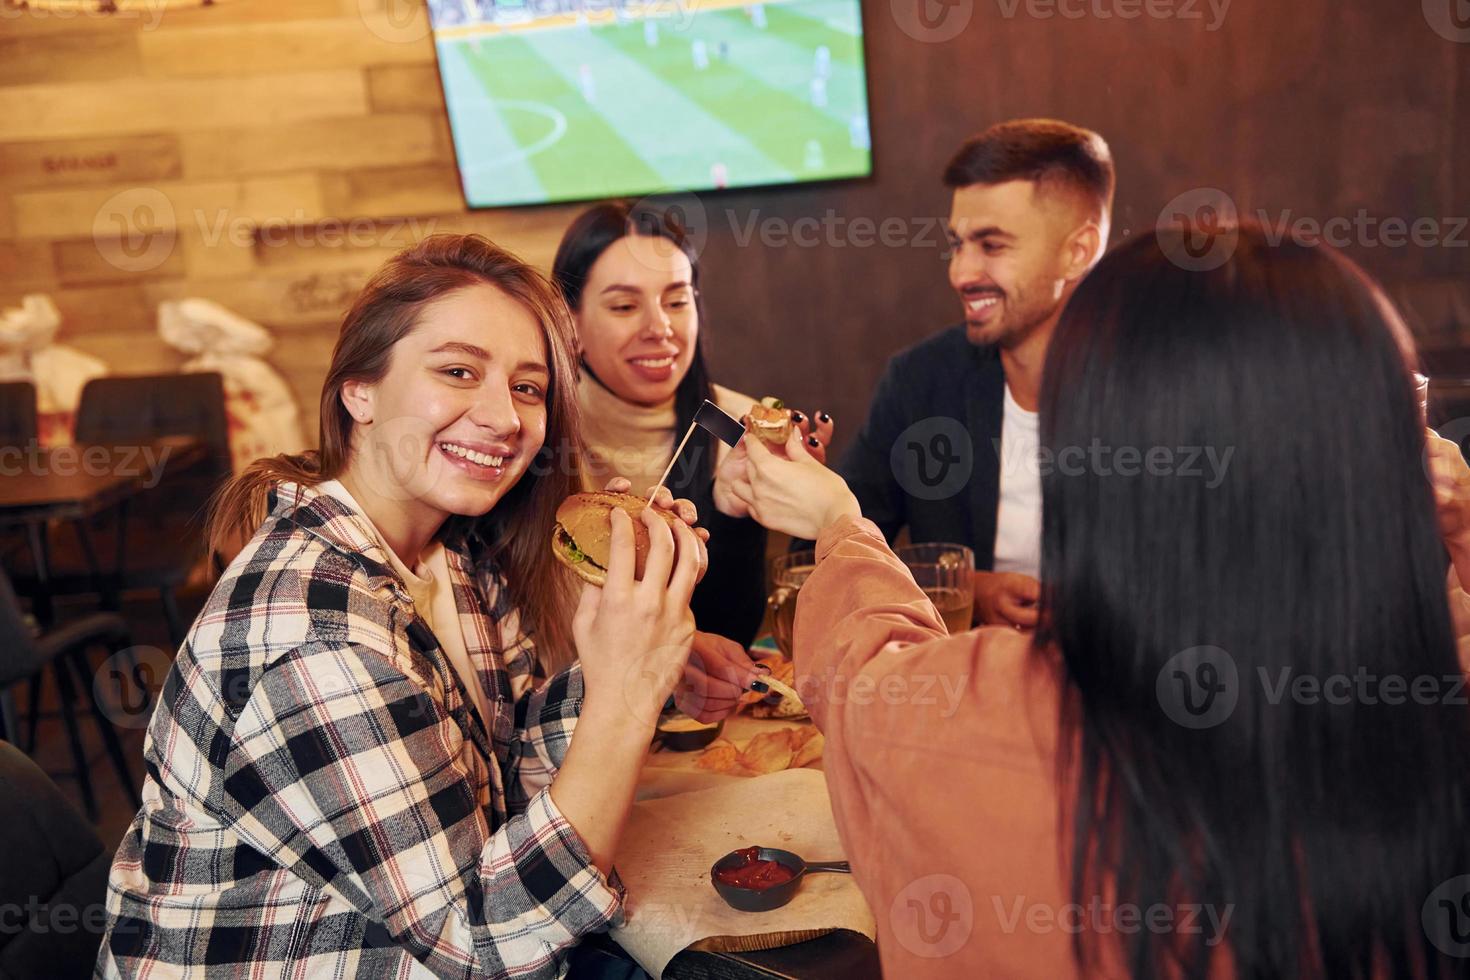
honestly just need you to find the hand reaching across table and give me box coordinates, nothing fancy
[714,409,834,519]
[730,425,861,540]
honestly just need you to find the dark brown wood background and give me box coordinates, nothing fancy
[1,0,1465,458]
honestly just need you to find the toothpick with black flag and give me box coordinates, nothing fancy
[647,399,746,501]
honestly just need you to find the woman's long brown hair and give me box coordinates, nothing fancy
[207,234,583,670]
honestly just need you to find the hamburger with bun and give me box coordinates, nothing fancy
[551,491,708,586]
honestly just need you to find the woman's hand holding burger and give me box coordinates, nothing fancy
[551,482,704,873]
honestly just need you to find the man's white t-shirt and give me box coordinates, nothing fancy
[991,384,1042,578]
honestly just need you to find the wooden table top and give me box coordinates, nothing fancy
[0,436,205,525]
[622,669,882,980]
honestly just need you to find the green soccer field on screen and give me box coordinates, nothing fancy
[429,0,874,207]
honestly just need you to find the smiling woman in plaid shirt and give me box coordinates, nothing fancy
[97,235,762,979]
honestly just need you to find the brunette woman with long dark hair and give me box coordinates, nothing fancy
[552,201,834,649]
[97,235,757,978]
[730,224,1470,978]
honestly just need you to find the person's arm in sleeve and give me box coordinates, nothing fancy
[792,515,948,731]
[507,659,585,811]
[1427,430,1470,667]
[224,640,621,980]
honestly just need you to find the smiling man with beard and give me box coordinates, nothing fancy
[838,119,1114,629]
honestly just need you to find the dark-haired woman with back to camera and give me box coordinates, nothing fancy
[727,224,1470,978]
[552,201,834,655]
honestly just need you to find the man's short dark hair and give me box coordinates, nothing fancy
[943,119,1115,220]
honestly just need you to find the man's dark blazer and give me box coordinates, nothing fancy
[834,323,1007,570]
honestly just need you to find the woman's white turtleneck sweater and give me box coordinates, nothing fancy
[577,372,758,493]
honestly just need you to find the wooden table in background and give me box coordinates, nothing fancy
[0,436,206,624]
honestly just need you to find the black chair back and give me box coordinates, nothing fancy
[0,740,112,979]
[0,381,37,451]
[74,372,231,482]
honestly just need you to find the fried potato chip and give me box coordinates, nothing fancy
[749,674,808,720]
[738,657,795,711]
[737,730,797,774]
[792,731,825,768]
[695,739,740,772]
[787,726,818,749]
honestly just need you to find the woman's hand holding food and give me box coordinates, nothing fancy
[732,425,861,540]
[555,491,703,871]
[714,408,835,519]
[600,476,711,571]
[676,631,768,722]
[574,485,703,726]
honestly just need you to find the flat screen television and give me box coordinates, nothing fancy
[427,0,873,207]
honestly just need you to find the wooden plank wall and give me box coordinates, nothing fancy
[0,0,587,438]
[1,0,1466,455]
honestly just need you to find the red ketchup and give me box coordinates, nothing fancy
[714,847,798,890]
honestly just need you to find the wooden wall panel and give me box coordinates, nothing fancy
[179,114,449,179]
[0,71,368,142]
[364,64,446,113]
[319,163,464,221]
[136,17,433,77]
[52,237,187,286]
[0,242,53,286]
[0,0,346,37]
[0,32,142,85]
[11,175,326,239]
[0,134,182,191]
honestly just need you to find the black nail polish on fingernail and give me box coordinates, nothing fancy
[808,436,821,447]
[791,411,806,425]
[750,680,770,693]
[817,411,831,424]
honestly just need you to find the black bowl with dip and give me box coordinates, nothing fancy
[655,715,723,751]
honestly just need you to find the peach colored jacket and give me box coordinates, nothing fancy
[793,515,1089,978]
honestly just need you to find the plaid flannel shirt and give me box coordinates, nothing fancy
[97,483,623,979]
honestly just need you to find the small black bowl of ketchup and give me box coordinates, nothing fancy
[710,846,851,912]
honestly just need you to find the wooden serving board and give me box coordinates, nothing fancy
[610,769,875,978]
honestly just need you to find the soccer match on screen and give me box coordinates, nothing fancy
[427,0,873,207]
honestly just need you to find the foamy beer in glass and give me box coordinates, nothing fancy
[895,542,976,634]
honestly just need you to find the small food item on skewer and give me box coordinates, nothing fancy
[748,396,795,447]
